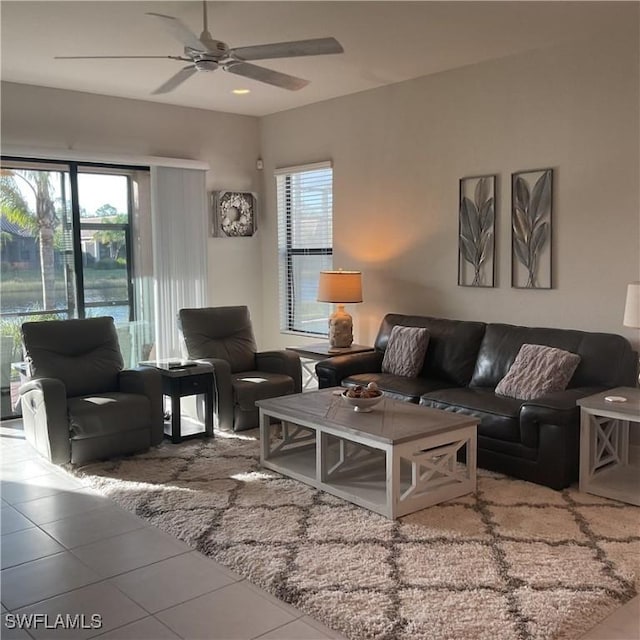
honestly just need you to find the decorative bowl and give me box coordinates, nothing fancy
[341,390,384,412]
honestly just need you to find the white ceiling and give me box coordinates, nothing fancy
[0,1,630,117]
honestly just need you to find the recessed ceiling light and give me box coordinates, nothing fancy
[232,89,251,95]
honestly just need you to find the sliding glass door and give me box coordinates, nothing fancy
[0,158,153,418]
[77,171,134,323]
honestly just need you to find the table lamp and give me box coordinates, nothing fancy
[317,270,362,350]
[623,281,640,385]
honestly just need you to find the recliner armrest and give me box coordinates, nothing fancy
[193,357,234,431]
[119,367,164,445]
[256,350,302,393]
[315,351,384,389]
[19,377,70,464]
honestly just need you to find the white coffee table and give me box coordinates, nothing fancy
[256,388,478,519]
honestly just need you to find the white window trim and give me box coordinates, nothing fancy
[274,160,332,176]
[1,145,209,170]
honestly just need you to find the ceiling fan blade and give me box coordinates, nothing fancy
[229,37,343,61]
[146,12,205,51]
[55,55,189,60]
[152,65,198,95]
[224,62,309,91]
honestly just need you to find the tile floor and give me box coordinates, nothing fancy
[1,419,638,640]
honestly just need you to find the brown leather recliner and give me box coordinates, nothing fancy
[19,317,164,465]
[179,306,302,431]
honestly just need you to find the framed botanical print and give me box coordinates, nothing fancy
[511,168,553,289]
[458,174,496,287]
[211,191,257,237]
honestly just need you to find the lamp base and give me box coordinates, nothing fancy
[328,305,353,349]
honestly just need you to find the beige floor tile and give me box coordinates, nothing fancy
[1,526,66,569]
[90,616,180,639]
[109,551,239,613]
[13,491,109,525]
[255,618,337,639]
[1,613,33,639]
[1,551,101,610]
[14,582,147,639]
[1,473,86,504]
[156,582,297,639]
[40,506,146,549]
[580,596,640,640]
[299,615,347,639]
[1,504,36,535]
[1,458,58,480]
[71,527,190,579]
[0,445,39,465]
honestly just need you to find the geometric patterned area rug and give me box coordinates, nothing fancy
[68,430,640,640]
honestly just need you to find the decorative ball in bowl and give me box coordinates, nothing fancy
[341,383,383,412]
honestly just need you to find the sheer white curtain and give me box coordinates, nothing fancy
[151,166,208,359]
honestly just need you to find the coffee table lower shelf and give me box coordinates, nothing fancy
[259,412,477,519]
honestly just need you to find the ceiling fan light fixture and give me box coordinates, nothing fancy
[194,59,218,72]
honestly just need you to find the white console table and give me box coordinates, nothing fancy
[577,387,640,505]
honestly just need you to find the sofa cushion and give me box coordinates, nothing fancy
[22,317,123,397]
[232,371,294,412]
[471,323,637,389]
[420,388,523,443]
[345,373,452,403]
[375,314,486,386]
[68,392,151,439]
[179,306,257,373]
[381,326,429,377]
[495,344,581,400]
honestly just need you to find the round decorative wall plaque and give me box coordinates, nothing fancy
[213,191,257,237]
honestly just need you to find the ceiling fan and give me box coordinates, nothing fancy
[55,1,344,94]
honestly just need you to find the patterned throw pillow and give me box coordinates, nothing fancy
[381,326,430,378]
[495,343,581,400]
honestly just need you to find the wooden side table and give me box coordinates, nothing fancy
[577,387,640,505]
[286,343,374,390]
[140,360,214,444]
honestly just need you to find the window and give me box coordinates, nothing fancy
[276,162,333,335]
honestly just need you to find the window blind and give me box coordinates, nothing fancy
[276,161,333,335]
[151,166,208,359]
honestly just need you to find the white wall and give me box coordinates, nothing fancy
[3,17,639,356]
[259,24,640,351]
[0,83,266,343]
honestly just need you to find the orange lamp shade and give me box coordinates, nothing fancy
[317,271,363,303]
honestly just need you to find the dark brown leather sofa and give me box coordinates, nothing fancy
[315,313,637,489]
